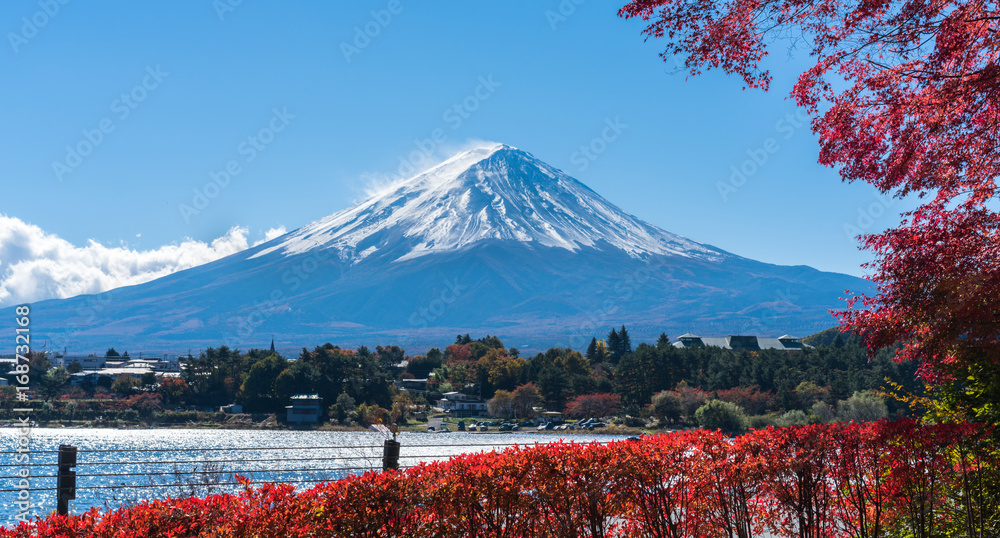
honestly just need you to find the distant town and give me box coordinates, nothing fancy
[0,326,914,433]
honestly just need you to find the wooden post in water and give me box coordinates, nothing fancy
[382,439,400,471]
[56,444,77,516]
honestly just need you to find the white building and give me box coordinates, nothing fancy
[437,391,488,418]
[56,356,107,370]
[69,366,155,386]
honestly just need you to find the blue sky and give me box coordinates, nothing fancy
[0,1,912,305]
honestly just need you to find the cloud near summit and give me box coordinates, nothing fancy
[0,215,284,307]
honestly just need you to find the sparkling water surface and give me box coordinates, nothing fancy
[0,428,625,527]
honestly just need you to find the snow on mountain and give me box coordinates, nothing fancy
[252,144,724,263]
[21,143,869,353]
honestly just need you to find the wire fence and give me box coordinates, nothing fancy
[1,438,619,500]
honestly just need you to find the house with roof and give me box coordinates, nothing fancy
[286,394,323,423]
[55,354,181,372]
[396,378,429,393]
[673,333,809,351]
[437,391,488,418]
[68,365,156,386]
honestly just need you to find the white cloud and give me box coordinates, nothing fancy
[360,138,504,200]
[0,215,286,307]
[255,225,287,245]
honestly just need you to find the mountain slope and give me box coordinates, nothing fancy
[254,144,723,264]
[24,144,866,353]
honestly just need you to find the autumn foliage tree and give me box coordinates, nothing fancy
[619,0,1000,421]
[488,390,515,419]
[155,377,189,405]
[511,383,544,417]
[716,385,777,415]
[565,392,622,419]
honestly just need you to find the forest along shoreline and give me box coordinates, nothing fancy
[2,328,911,436]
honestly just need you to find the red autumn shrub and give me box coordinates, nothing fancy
[824,420,897,538]
[612,430,707,538]
[697,428,776,537]
[715,385,778,415]
[526,441,622,537]
[124,393,163,415]
[759,424,837,538]
[310,469,425,537]
[2,421,995,537]
[419,448,536,537]
[881,419,956,537]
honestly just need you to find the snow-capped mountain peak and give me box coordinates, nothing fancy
[252,144,723,263]
[26,143,867,352]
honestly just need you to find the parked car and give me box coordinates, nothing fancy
[520,420,534,428]
[468,424,477,431]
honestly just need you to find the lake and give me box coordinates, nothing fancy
[0,428,626,527]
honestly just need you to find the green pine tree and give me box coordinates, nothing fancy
[607,328,621,361]
[620,325,632,354]
[586,337,598,362]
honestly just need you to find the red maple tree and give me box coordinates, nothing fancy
[619,0,1000,416]
[565,392,622,418]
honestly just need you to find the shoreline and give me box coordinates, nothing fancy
[3,421,648,437]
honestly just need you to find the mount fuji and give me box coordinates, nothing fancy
[26,144,865,353]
